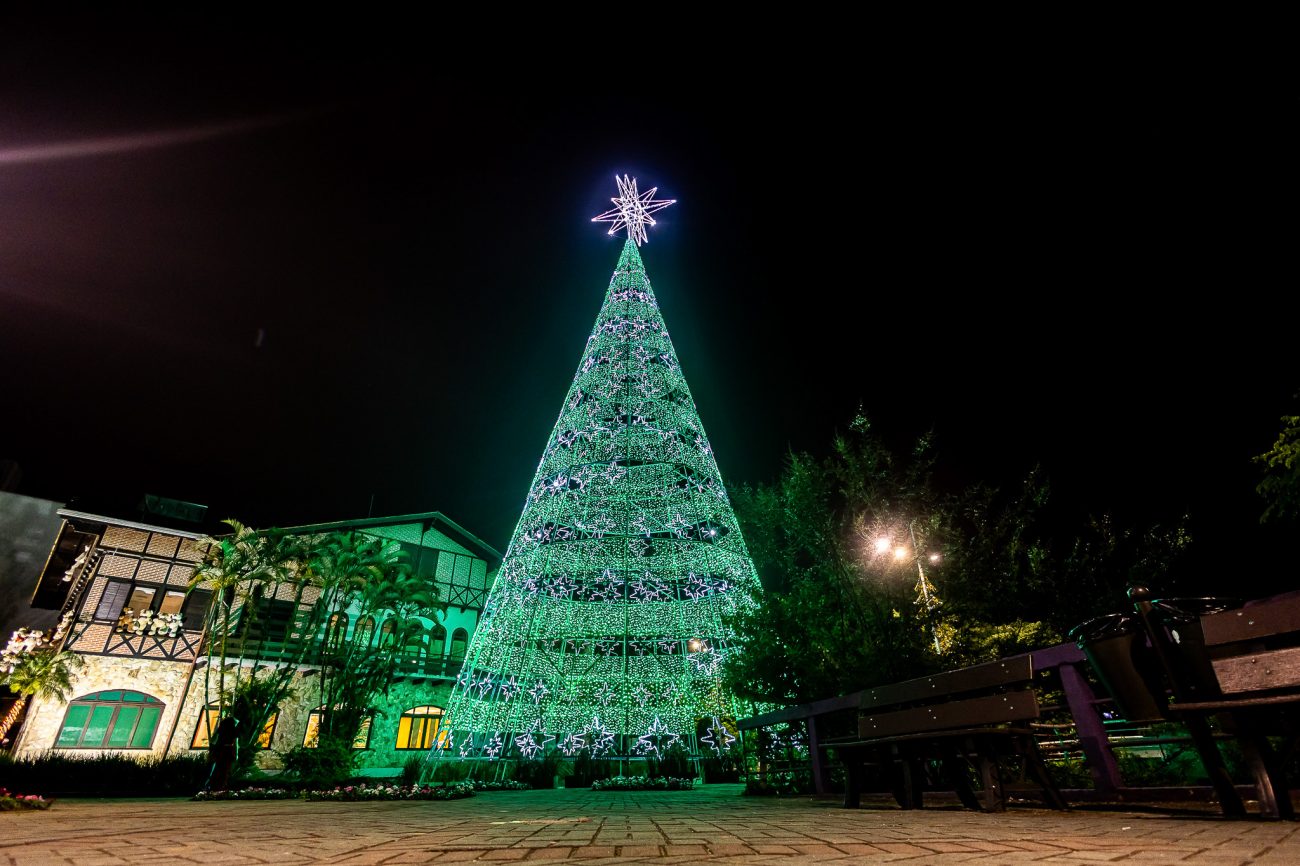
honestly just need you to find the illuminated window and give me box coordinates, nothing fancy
[378,618,395,647]
[192,705,278,749]
[353,717,372,750]
[303,708,324,748]
[395,706,444,750]
[430,624,447,655]
[158,590,186,616]
[325,613,348,648]
[449,628,468,659]
[303,707,370,750]
[355,616,376,646]
[56,690,163,749]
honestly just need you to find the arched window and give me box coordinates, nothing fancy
[449,628,468,660]
[430,624,447,655]
[56,690,163,749]
[325,612,348,648]
[378,618,396,647]
[402,623,428,661]
[355,615,376,647]
[395,705,444,750]
[303,705,372,751]
[192,704,277,750]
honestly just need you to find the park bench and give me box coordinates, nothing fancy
[1130,587,1300,819]
[821,655,1068,812]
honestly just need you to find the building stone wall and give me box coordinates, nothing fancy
[14,654,194,759]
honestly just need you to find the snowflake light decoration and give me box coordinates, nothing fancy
[592,174,675,246]
[583,715,616,757]
[633,716,682,761]
[700,716,737,756]
[514,719,554,760]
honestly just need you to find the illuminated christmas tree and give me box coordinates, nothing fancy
[441,176,761,764]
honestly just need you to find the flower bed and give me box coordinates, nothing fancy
[193,787,293,801]
[0,788,51,811]
[590,776,693,791]
[306,782,475,801]
[471,779,530,792]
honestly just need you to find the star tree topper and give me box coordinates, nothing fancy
[592,174,675,246]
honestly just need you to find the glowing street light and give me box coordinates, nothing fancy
[873,518,945,654]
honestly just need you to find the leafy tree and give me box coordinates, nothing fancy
[726,412,1192,707]
[1256,414,1300,523]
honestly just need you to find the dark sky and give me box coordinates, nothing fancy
[1,28,1296,597]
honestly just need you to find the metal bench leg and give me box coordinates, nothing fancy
[1235,714,1295,821]
[975,738,1006,813]
[1185,715,1247,818]
[842,750,862,809]
[941,746,981,811]
[892,752,923,810]
[1017,736,1069,811]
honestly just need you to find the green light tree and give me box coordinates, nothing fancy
[441,237,762,766]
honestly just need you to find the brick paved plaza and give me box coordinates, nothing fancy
[2,784,1297,865]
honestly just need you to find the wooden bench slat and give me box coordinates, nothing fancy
[1212,646,1300,694]
[859,690,1039,739]
[1201,596,1300,646]
[859,655,1033,711]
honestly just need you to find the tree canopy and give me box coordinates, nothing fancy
[725,413,1190,706]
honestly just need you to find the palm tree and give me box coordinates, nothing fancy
[4,650,84,702]
[188,519,302,718]
[1,649,85,747]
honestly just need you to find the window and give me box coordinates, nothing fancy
[126,586,156,612]
[93,580,207,629]
[355,616,375,647]
[395,706,444,750]
[378,618,395,647]
[430,624,447,655]
[191,705,277,750]
[303,706,370,750]
[158,590,186,616]
[449,628,468,660]
[325,613,348,648]
[56,690,163,749]
[402,624,428,660]
[182,589,212,631]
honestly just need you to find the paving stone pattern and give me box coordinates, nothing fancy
[2,784,1297,865]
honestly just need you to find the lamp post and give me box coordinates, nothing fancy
[875,518,944,654]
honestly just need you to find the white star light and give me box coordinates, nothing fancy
[592,174,675,246]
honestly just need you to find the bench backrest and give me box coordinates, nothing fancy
[1200,594,1300,696]
[857,655,1038,739]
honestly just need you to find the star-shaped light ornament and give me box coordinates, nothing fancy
[592,174,675,246]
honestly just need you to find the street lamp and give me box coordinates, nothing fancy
[874,518,944,654]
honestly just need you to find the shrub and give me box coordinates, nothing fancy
[280,738,354,790]
[0,752,209,797]
[305,782,474,801]
[743,770,812,796]
[401,756,423,787]
[591,775,693,791]
[513,751,562,789]
[193,787,292,801]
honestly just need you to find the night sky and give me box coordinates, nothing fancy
[2,28,1296,598]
